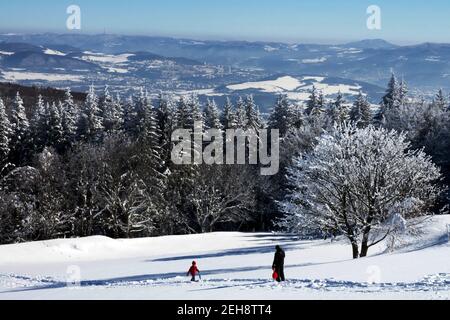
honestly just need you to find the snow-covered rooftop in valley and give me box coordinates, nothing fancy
[0,215,449,300]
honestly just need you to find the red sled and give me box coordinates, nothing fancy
[272,270,278,280]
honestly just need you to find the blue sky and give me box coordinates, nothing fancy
[0,0,449,44]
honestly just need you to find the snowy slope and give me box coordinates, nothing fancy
[0,216,449,300]
[206,75,385,107]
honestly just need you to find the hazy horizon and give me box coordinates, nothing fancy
[1,1,450,45]
[0,30,442,47]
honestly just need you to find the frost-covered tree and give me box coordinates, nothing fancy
[77,86,104,142]
[9,92,30,164]
[280,123,443,258]
[30,95,46,152]
[60,88,78,149]
[136,89,153,136]
[382,73,400,109]
[220,97,237,129]
[382,99,450,202]
[187,165,256,233]
[102,87,123,134]
[244,95,263,131]
[92,135,166,238]
[375,73,401,125]
[156,93,176,163]
[290,104,304,129]
[234,96,247,128]
[188,94,203,129]
[399,78,408,106]
[0,98,11,168]
[0,166,40,243]
[350,92,372,128]
[33,148,72,239]
[204,99,223,130]
[305,86,320,116]
[122,94,136,134]
[268,95,294,136]
[327,92,348,125]
[47,102,64,150]
[433,89,447,110]
[175,96,192,129]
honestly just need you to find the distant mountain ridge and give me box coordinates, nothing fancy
[1,33,449,91]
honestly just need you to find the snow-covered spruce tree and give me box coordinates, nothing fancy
[156,93,176,163]
[375,73,402,125]
[97,134,166,238]
[174,96,192,129]
[290,103,304,130]
[268,94,294,137]
[204,99,223,130]
[64,144,98,237]
[101,86,124,134]
[29,95,47,153]
[280,123,443,258]
[47,102,64,151]
[60,88,78,150]
[77,86,104,142]
[220,97,237,129]
[234,96,247,129]
[132,88,158,139]
[0,98,11,169]
[133,92,168,225]
[188,94,204,129]
[244,95,263,131]
[350,92,372,128]
[433,89,447,111]
[398,78,409,106]
[9,92,30,165]
[305,85,319,116]
[122,94,136,134]
[382,99,450,206]
[327,92,348,125]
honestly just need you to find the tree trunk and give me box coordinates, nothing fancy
[360,209,375,258]
[351,241,359,259]
[360,230,371,257]
[360,240,369,257]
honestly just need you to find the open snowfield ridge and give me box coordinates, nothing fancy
[0,216,449,300]
[0,71,84,82]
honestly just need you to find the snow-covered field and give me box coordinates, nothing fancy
[0,216,449,300]
[0,71,84,82]
[225,75,364,103]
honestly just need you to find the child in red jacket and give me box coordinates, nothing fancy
[187,261,201,281]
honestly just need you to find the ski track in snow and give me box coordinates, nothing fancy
[1,273,449,296]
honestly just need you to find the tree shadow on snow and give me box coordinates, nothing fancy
[0,262,325,294]
[149,243,301,263]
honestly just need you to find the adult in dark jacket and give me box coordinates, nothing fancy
[272,245,285,282]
